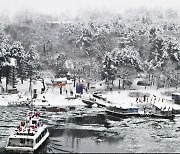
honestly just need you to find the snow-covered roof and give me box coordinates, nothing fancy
[172,93,180,96]
[53,77,67,82]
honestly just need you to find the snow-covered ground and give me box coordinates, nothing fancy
[0,77,180,111]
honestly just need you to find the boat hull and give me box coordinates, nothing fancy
[82,99,95,106]
[5,146,34,153]
[106,110,175,119]
[106,110,140,118]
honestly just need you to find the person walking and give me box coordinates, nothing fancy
[60,86,62,95]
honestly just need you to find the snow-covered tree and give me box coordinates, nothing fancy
[0,25,11,62]
[112,46,144,72]
[9,41,26,83]
[76,28,93,55]
[26,44,40,91]
[55,53,68,78]
[148,37,168,70]
[101,54,117,84]
[166,40,180,64]
[0,25,12,91]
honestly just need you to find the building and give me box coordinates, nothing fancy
[52,77,67,87]
[172,93,180,104]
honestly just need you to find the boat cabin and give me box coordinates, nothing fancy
[5,111,49,152]
[8,137,34,148]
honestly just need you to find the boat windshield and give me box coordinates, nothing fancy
[8,138,34,148]
[32,120,37,125]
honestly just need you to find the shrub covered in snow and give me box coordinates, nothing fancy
[161,90,180,96]
[137,80,151,86]
[128,91,150,97]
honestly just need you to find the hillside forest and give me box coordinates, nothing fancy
[0,8,180,91]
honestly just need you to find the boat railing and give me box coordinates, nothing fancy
[107,106,139,113]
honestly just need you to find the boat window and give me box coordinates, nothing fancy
[36,137,39,143]
[8,139,12,146]
[32,120,37,124]
[20,138,25,144]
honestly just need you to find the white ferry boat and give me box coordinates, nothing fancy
[5,110,49,153]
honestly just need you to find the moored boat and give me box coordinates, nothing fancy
[144,112,175,119]
[106,104,140,118]
[81,94,97,107]
[105,104,175,119]
[82,98,96,107]
[5,110,49,153]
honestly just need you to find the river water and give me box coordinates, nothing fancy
[1,105,180,153]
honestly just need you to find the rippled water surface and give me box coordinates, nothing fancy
[1,105,180,153]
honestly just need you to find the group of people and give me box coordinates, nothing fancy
[59,86,73,96]
[135,95,165,104]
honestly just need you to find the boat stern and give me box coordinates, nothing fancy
[5,146,34,153]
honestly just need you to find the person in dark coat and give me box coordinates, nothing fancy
[60,86,62,95]
[143,95,146,102]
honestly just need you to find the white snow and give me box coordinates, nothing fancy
[0,77,180,111]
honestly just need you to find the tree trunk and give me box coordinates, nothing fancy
[119,79,120,89]
[29,77,32,92]
[21,77,23,84]
[0,69,1,83]
[73,75,76,87]
[5,67,9,92]
[6,76,8,92]
[123,80,125,90]
[78,76,80,83]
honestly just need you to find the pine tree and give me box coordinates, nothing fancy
[149,37,168,70]
[101,55,117,84]
[55,53,68,78]
[111,46,144,72]
[25,44,40,91]
[0,25,11,91]
[10,41,26,83]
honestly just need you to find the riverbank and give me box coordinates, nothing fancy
[0,77,180,111]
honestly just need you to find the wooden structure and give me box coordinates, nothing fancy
[172,93,180,104]
[52,78,67,87]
